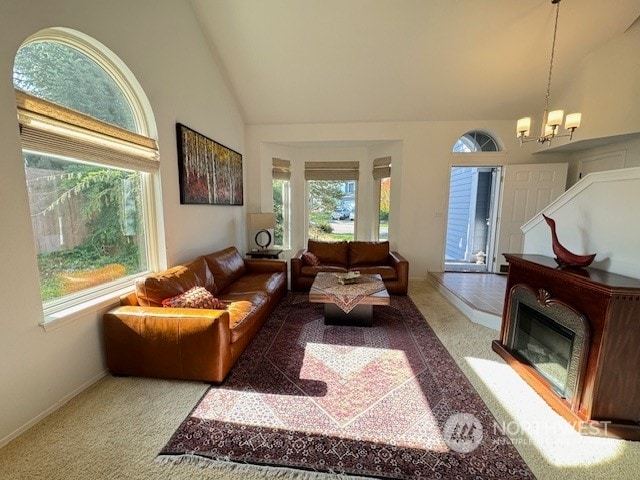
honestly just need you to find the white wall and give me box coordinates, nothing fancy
[246,121,558,276]
[521,21,640,279]
[245,19,640,278]
[566,136,640,186]
[0,0,245,446]
[561,19,640,143]
[529,18,640,153]
[522,168,640,278]
[1,0,638,450]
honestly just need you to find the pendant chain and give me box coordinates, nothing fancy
[544,1,560,112]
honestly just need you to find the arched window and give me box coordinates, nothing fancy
[13,28,159,321]
[453,131,500,153]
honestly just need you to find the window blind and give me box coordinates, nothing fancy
[304,161,359,181]
[372,156,391,180]
[16,89,159,173]
[272,158,291,180]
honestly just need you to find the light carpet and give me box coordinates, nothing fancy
[0,281,638,479]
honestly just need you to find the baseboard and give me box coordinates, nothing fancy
[429,278,501,331]
[0,370,108,449]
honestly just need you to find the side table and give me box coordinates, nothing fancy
[246,249,282,259]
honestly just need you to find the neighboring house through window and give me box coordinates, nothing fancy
[445,131,502,272]
[13,28,159,322]
[305,161,359,242]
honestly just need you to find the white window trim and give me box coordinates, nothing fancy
[15,28,161,327]
[374,178,382,242]
[305,178,359,243]
[22,27,153,137]
[40,283,138,332]
[272,158,292,250]
[39,171,160,327]
[272,178,291,250]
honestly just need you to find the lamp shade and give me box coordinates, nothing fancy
[565,113,582,130]
[546,110,564,127]
[248,212,275,230]
[516,117,531,137]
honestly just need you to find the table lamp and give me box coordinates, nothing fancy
[248,212,276,250]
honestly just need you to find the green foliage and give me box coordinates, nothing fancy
[65,166,140,255]
[28,154,143,255]
[26,154,145,301]
[37,239,141,301]
[273,180,284,245]
[307,181,354,241]
[13,40,136,131]
[309,229,353,242]
[379,177,390,221]
[36,238,143,302]
[327,233,354,241]
[308,180,344,214]
[37,251,65,301]
[308,221,334,241]
[15,38,146,302]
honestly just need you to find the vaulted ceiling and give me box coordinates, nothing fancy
[190,0,640,125]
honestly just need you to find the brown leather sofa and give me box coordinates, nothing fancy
[290,240,409,295]
[103,246,287,383]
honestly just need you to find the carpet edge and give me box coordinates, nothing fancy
[155,452,370,479]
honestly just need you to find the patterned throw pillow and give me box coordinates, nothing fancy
[302,251,320,266]
[162,286,226,309]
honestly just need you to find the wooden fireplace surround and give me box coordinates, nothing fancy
[492,254,640,440]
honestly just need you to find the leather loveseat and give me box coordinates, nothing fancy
[103,246,286,383]
[290,240,409,295]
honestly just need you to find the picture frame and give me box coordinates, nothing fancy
[176,122,243,205]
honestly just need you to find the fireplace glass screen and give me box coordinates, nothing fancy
[512,303,575,398]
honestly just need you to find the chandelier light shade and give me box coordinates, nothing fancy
[517,0,582,147]
[248,212,276,249]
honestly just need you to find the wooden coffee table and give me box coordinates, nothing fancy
[309,272,390,326]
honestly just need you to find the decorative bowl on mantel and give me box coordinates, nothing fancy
[336,271,360,285]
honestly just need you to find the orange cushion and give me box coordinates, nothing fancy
[203,247,247,292]
[307,239,348,265]
[135,257,216,307]
[348,241,390,267]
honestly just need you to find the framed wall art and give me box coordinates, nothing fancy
[176,123,243,205]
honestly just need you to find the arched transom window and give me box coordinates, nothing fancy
[453,131,500,153]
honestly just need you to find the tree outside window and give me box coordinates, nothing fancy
[14,40,137,131]
[379,177,390,240]
[307,180,355,241]
[272,179,290,248]
[14,31,157,308]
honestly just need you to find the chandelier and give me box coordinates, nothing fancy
[517,0,582,146]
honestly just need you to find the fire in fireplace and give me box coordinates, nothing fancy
[504,285,589,409]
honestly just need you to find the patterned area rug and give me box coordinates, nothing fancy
[158,294,535,479]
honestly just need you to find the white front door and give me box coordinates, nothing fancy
[493,163,568,272]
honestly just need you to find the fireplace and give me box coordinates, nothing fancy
[492,254,640,440]
[504,285,589,409]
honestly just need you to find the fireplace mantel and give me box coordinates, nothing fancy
[492,254,640,440]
